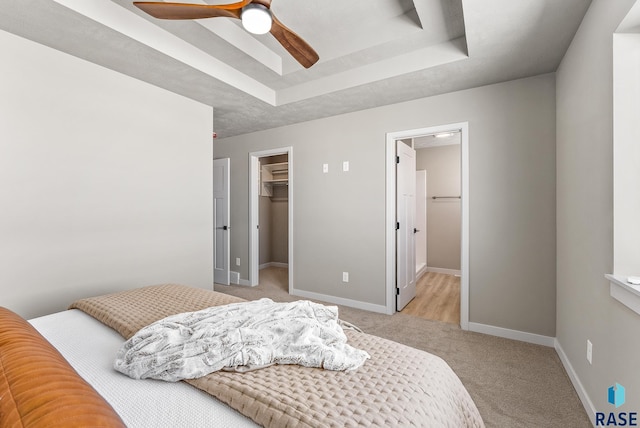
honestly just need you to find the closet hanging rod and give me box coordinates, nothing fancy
[431,196,461,200]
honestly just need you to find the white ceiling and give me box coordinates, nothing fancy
[0,0,591,137]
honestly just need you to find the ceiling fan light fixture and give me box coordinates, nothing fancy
[241,4,272,35]
[435,132,454,138]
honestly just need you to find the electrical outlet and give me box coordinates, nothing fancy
[236,258,241,266]
[343,161,350,172]
[342,272,349,283]
[323,163,329,173]
[587,340,593,365]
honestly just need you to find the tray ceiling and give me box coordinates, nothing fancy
[0,0,591,137]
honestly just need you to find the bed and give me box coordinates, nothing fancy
[2,284,484,427]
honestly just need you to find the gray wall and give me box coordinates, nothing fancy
[416,145,461,271]
[258,192,289,265]
[270,191,289,264]
[0,30,214,319]
[258,196,272,264]
[556,0,640,417]
[214,73,557,337]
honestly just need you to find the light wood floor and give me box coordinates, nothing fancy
[400,271,460,325]
[257,267,460,325]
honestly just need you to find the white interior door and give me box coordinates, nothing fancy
[213,158,230,285]
[415,170,427,276]
[396,141,417,311]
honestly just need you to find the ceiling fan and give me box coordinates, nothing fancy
[133,0,319,68]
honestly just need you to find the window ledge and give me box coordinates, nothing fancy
[606,274,640,315]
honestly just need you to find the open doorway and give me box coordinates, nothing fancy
[249,147,293,293]
[404,133,462,324]
[385,123,469,329]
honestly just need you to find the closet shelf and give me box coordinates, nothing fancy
[261,162,288,196]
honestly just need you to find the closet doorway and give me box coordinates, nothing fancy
[249,147,293,292]
[405,133,462,324]
[385,123,469,329]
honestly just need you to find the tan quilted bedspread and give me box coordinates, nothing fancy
[70,284,484,428]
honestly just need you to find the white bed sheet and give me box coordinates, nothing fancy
[29,309,258,428]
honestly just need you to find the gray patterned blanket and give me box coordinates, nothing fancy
[114,298,370,381]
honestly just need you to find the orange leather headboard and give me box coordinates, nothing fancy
[0,307,126,427]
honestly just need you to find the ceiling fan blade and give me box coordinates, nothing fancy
[134,0,320,68]
[269,14,319,69]
[133,2,246,20]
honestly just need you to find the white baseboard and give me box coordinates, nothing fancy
[230,271,251,287]
[290,288,388,314]
[259,262,289,270]
[467,322,555,347]
[427,266,462,276]
[554,339,596,427]
[416,263,428,280]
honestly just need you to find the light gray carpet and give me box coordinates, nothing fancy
[214,267,591,427]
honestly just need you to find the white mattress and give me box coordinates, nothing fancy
[29,309,258,428]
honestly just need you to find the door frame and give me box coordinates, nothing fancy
[385,122,469,330]
[249,146,293,291]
